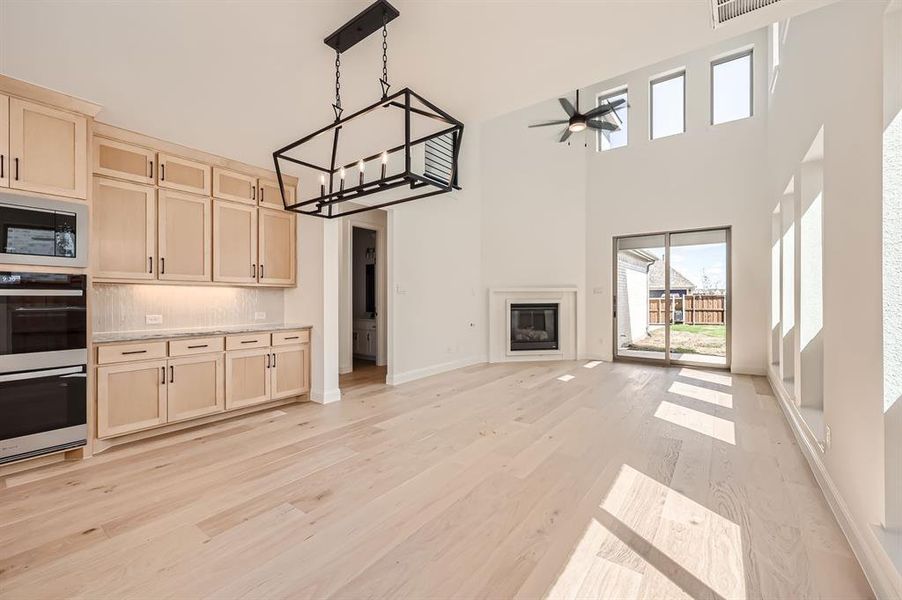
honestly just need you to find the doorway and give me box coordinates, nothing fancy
[613,227,731,368]
[351,226,379,370]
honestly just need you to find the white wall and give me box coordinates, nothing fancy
[767,2,898,597]
[386,130,485,384]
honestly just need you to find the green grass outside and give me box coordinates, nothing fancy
[670,324,726,338]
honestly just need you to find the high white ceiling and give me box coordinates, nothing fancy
[0,0,835,170]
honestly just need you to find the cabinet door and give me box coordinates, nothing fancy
[158,153,211,195]
[97,360,167,438]
[94,178,156,280]
[8,98,87,199]
[167,354,224,422]
[271,344,309,400]
[0,94,8,189]
[93,137,155,185]
[258,208,296,286]
[258,178,294,210]
[158,190,211,282]
[213,167,257,205]
[213,200,257,284]
[225,348,271,409]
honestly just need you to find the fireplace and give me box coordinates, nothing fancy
[510,303,559,351]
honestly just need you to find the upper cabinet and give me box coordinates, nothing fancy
[213,199,257,284]
[158,190,211,282]
[8,98,87,199]
[213,167,257,205]
[258,208,296,286]
[0,95,8,189]
[93,137,155,185]
[158,153,211,196]
[258,178,294,210]
[94,178,156,280]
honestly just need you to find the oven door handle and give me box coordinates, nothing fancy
[0,366,84,383]
[0,290,84,297]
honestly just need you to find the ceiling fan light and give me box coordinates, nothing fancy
[569,121,587,133]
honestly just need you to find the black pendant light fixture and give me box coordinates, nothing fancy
[273,0,464,219]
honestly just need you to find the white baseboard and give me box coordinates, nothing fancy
[386,355,487,386]
[767,367,901,600]
[310,387,342,404]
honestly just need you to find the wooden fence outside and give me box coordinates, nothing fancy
[649,294,726,325]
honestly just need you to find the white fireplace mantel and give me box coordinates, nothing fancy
[489,287,578,363]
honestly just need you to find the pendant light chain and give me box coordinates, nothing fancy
[380,16,391,99]
[333,51,343,120]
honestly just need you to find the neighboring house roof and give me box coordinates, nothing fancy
[648,259,696,291]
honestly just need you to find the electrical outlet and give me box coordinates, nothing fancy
[824,424,831,451]
[145,314,163,325]
[254,312,266,320]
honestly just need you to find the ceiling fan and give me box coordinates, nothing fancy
[529,90,624,143]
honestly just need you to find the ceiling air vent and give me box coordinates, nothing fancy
[711,0,781,27]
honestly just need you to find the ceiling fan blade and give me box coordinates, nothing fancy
[587,120,618,131]
[559,98,576,117]
[528,120,569,128]
[559,128,573,143]
[584,98,626,119]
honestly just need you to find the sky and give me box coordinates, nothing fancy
[645,243,727,291]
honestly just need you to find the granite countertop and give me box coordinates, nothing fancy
[93,323,312,344]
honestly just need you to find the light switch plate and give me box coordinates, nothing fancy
[254,312,266,320]
[145,314,163,325]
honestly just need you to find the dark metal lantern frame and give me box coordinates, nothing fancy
[273,88,463,219]
[272,0,464,219]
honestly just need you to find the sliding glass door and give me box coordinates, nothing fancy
[614,227,730,368]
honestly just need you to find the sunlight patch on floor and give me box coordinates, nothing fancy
[583,361,602,369]
[557,374,575,382]
[654,401,736,445]
[677,368,732,387]
[668,381,733,408]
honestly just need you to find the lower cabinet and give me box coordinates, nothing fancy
[97,359,168,438]
[167,354,225,422]
[95,330,310,441]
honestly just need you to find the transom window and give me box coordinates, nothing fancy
[597,89,628,151]
[712,50,753,125]
[650,71,686,140]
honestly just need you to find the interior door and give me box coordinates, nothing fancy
[158,190,211,282]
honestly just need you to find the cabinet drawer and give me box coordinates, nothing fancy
[169,336,224,357]
[272,330,310,346]
[97,341,167,364]
[225,333,271,350]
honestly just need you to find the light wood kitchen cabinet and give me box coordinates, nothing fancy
[258,177,294,210]
[97,359,167,438]
[271,345,309,400]
[158,152,211,195]
[158,190,211,282]
[213,199,257,284]
[213,167,257,205]
[258,208,296,285]
[93,137,155,185]
[94,178,156,280]
[8,97,87,199]
[225,348,271,410]
[0,94,8,189]
[167,354,224,422]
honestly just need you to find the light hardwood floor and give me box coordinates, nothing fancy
[0,360,871,599]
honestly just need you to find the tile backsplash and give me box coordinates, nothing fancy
[92,284,285,333]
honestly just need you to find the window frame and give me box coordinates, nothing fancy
[595,87,629,152]
[710,48,754,126]
[649,69,687,140]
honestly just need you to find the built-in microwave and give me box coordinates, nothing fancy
[0,192,88,268]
